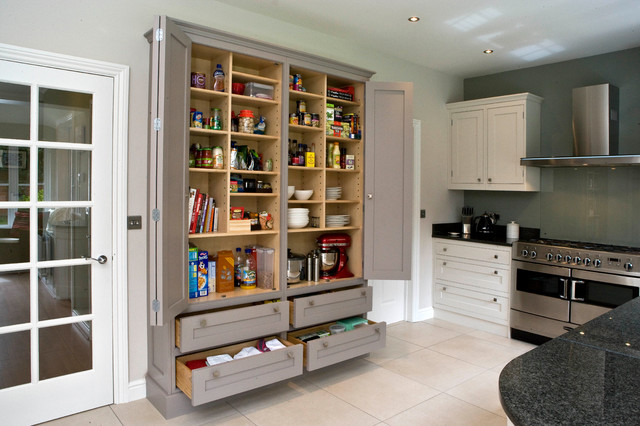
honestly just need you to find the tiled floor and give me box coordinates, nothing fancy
[42,318,535,425]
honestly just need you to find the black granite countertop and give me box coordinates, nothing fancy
[432,222,539,247]
[499,297,640,425]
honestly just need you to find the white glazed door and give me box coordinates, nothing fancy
[0,59,113,425]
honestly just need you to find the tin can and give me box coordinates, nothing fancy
[296,99,306,114]
[191,72,206,89]
[289,113,299,125]
[303,112,312,126]
[311,113,320,127]
[212,146,224,169]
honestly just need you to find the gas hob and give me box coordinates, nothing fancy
[513,239,640,276]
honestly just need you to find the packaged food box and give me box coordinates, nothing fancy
[196,250,209,297]
[244,82,274,100]
[336,317,369,331]
[188,247,199,299]
[208,257,216,293]
[345,154,355,170]
[216,250,235,292]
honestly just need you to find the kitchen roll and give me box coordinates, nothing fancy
[507,221,520,240]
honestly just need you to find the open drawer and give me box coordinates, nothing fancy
[287,320,386,371]
[176,337,303,406]
[176,301,289,353]
[289,286,372,328]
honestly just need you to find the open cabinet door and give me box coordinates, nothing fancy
[148,16,191,326]
[363,82,414,280]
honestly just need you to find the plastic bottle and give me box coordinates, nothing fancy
[213,64,225,92]
[241,248,257,289]
[234,247,245,287]
[332,142,341,169]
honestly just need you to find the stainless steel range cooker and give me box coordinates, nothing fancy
[511,239,640,344]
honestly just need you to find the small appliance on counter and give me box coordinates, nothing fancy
[461,206,473,235]
[287,249,306,284]
[474,212,498,235]
[317,233,354,279]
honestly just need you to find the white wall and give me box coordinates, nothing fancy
[0,0,462,395]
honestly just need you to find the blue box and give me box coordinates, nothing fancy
[188,247,199,299]
[196,250,209,297]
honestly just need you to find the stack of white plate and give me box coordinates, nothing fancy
[326,214,350,228]
[288,208,309,229]
[326,186,342,200]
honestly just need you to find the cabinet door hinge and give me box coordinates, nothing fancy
[152,209,161,222]
[153,118,162,131]
[155,28,164,42]
[152,299,160,312]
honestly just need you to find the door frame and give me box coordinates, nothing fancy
[0,43,130,403]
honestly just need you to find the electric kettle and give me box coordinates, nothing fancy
[474,212,497,234]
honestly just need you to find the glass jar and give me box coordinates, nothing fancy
[212,146,224,169]
[238,109,254,134]
[211,108,222,130]
[200,147,213,168]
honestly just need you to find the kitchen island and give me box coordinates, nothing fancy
[499,297,640,425]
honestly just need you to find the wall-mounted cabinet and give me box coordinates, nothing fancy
[447,93,542,191]
[146,15,412,419]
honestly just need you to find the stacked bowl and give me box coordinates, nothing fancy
[326,186,342,200]
[326,214,351,228]
[288,208,309,229]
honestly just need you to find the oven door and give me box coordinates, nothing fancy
[512,261,571,322]
[570,269,640,325]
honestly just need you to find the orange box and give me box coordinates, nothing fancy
[215,250,234,292]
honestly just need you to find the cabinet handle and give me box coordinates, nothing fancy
[212,370,220,378]
[200,319,207,328]
[287,351,294,359]
[492,298,498,302]
[309,300,315,306]
[375,327,380,334]
[488,178,492,182]
[367,193,373,199]
[443,262,447,266]
[443,247,447,252]
[494,270,498,275]
[477,178,481,182]
[442,287,447,291]
[361,290,367,296]
[494,255,498,259]
[273,306,280,313]
[323,341,329,348]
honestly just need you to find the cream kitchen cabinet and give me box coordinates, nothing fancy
[447,93,542,191]
[432,238,512,336]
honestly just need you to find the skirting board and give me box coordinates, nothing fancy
[411,306,434,322]
[126,379,147,402]
[434,308,508,337]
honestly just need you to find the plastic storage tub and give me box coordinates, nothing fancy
[244,82,274,100]
[257,247,275,289]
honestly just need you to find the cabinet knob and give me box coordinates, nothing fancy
[494,270,498,275]
[443,247,447,252]
[367,193,373,199]
[273,306,280,313]
[488,178,492,182]
[493,298,498,302]
[442,287,447,291]
[212,370,220,378]
[494,255,498,259]
[323,341,329,348]
[361,290,367,296]
[309,300,315,306]
[443,261,447,266]
[287,351,294,359]
[200,319,207,328]
[477,178,481,182]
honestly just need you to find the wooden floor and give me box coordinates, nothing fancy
[0,271,92,389]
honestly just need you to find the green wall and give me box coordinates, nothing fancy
[463,47,640,246]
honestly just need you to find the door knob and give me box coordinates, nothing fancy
[83,255,108,264]
[367,193,373,199]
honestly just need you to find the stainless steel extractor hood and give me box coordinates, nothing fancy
[521,84,640,167]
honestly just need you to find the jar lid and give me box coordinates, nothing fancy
[213,146,222,149]
[239,109,254,117]
[201,147,212,150]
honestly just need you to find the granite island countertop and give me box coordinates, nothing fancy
[499,297,640,425]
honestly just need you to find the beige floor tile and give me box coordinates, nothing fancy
[387,321,461,348]
[110,397,240,425]
[226,377,320,415]
[383,348,484,392]
[41,406,122,425]
[446,370,506,417]
[385,393,505,426]
[423,318,476,334]
[429,334,522,369]
[467,330,537,354]
[305,359,440,421]
[200,413,256,426]
[364,334,423,365]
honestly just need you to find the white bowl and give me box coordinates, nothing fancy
[288,186,295,199]
[288,220,309,229]
[294,189,313,200]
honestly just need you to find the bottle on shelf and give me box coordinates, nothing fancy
[332,142,341,169]
[230,141,238,170]
[306,143,315,168]
[213,64,225,92]
[298,143,305,166]
[241,248,257,289]
[340,147,347,169]
[234,247,245,288]
[291,139,299,166]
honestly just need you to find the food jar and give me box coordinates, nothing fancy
[200,147,213,168]
[212,146,224,169]
[210,108,222,130]
[289,113,298,125]
[238,109,254,134]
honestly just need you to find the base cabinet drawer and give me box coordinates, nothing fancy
[435,241,510,265]
[289,287,372,328]
[287,320,386,371]
[434,283,508,323]
[176,301,289,353]
[435,258,509,293]
[176,337,303,406]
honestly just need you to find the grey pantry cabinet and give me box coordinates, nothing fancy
[146,15,413,419]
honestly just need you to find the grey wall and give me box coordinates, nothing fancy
[464,47,640,246]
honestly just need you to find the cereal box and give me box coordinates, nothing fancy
[188,247,199,299]
[196,250,209,297]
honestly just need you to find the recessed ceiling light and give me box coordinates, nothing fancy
[408,16,420,22]
[483,49,494,54]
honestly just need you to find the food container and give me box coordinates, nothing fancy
[212,146,224,169]
[231,82,245,95]
[244,82,274,100]
[215,250,234,293]
[257,247,275,289]
[287,250,306,284]
[191,72,206,89]
[329,324,345,334]
[238,110,254,134]
[199,147,213,168]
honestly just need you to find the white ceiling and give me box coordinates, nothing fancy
[217,0,640,78]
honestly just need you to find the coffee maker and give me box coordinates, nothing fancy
[317,233,353,279]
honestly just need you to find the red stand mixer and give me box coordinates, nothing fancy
[317,233,353,279]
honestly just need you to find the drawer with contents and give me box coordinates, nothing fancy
[176,336,303,406]
[288,286,372,328]
[287,319,386,371]
[175,301,289,353]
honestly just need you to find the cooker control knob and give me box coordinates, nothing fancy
[565,255,572,263]
[584,258,591,266]
[574,256,581,265]
[530,251,537,259]
[625,262,633,271]
[546,253,553,261]
[594,259,602,268]
[521,249,529,258]
[556,254,563,262]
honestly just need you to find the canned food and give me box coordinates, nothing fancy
[191,72,206,89]
[296,99,306,114]
[311,113,320,127]
[289,113,299,125]
[303,112,312,126]
[212,146,224,169]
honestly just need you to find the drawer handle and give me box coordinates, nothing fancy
[442,287,447,291]
[443,261,447,266]
[309,300,315,306]
[361,290,366,296]
[287,351,294,359]
[323,341,329,348]
[492,298,498,302]
[443,247,447,252]
[200,319,207,328]
[494,255,498,259]
[494,270,498,275]
[375,327,380,334]
[212,370,220,378]
[273,306,280,313]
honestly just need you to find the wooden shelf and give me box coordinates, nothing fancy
[326,136,361,144]
[230,192,278,197]
[190,87,229,101]
[189,167,227,174]
[288,124,323,134]
[231,93,279,107]
[287,166,322,172]
[325,97,360,107]
[325,168,359,173]
[190,127,228,137]
[232,71,279,86]
[188,229,279,239]
[230,132,279,142]
[288,89,324,101]
[187,285,280,304]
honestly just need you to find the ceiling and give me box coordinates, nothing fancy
[216,0,640,78]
